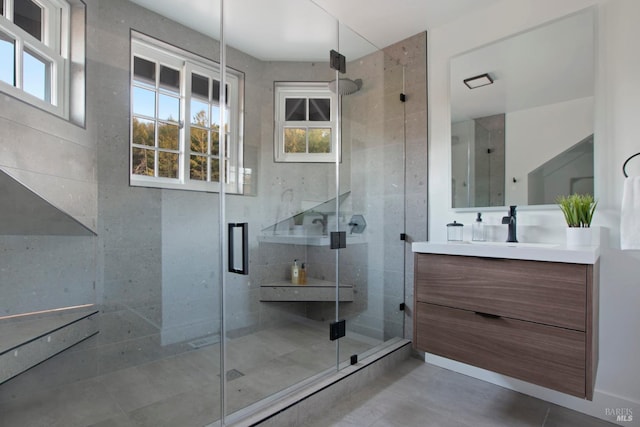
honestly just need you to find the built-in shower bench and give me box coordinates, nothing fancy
[0,306,99,384]
[260,279,353,302]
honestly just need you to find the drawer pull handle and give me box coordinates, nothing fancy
[475,311,501,319]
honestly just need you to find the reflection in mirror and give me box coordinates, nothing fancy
[450,7,595,209]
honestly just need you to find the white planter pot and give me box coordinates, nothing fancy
[566,227,592,247]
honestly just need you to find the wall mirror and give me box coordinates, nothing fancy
[450,7,595,209]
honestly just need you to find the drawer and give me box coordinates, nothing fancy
[415,253,587,330]
[416,302,586,398]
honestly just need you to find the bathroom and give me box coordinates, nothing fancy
[0,0,639,426]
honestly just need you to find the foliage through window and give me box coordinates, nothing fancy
[130,34,243,193]
[0,0,70,117]
[274,82,337,162]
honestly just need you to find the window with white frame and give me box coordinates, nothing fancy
[130,34,244,193]
[274,82,337,162]
[0,0,70,117]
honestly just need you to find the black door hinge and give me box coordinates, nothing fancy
[330,319,346,341]
[330,231,347,249]
[330,50,346,74]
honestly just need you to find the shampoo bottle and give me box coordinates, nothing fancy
[299,263,307,285]
[291,259,300,284]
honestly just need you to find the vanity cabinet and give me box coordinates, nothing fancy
[414,253,599,400]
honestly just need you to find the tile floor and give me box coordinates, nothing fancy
[305,357,619,427]
[0,320,619,427]
[0,320,373,427]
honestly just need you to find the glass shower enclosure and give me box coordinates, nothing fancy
[0,0,408,426]
[220,1,406,420]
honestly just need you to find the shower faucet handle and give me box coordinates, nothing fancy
[348,215,366,234]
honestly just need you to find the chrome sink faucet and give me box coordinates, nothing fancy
[501,205,518,243]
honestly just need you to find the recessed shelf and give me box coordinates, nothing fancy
[257,234,363,246]
[260,279,353,302]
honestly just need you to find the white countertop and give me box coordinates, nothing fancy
[411,241,600,264]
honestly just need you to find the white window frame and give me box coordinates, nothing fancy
[0,0,69,117]
[130,33,244,194]
[274,82,338,163]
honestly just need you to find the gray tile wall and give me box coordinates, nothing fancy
[384,33,428,343]
[0,0,95,232]
[0,235,96,316]
[300,33,428,342]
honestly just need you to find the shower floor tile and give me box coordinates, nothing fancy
[0,319,379,427]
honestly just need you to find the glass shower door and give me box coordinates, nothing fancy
[220,0,341,419]
[336,23,407,366]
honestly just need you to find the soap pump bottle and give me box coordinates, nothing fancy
[472,212,486,242]
[291,259,300,285]
[299,263,307,285]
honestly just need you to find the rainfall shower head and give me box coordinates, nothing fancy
[328,78,362,96]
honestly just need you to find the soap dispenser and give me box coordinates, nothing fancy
[291,259,300,285]
[472,213,486,242]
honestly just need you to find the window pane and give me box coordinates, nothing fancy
[159,65,179,90]
[192,73,208,99]
[284,128,306,153]
[23,50,49,101]
[285,98,306,121]
[212,79,220,102]
[14,0,42,41]
[191,99,208,126]
[309,98,330,121]
[308,128,331,153]
[211,129,219,156]
[133,86,155,117]
[134,57,155,85]
[210,105,220,129]
[158,93,179,121]
[132,147,154,176]
[210,158,220,182]
[190,127,208,154]
[158,152,178,178]
[132,117,154,146]
[190,155,207,181]
[211,81,229,105]
[0,34,15,85]
[158,122,179,150]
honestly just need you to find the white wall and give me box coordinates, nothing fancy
[428,0,640,424]
[506,97,594,205]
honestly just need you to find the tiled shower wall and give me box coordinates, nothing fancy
[302,33,429,342]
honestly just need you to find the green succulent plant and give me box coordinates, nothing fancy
[557,193,597,228]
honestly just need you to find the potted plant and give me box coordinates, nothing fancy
[557,193,597,246]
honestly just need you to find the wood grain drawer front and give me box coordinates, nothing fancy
[415,254,587,331]
[416,302,587,398]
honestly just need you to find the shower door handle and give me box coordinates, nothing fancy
[228,222,248,275]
